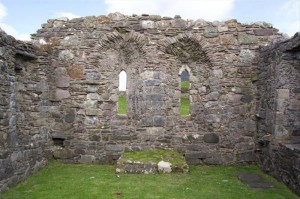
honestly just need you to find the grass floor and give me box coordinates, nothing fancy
[1,161,297,199]
[181,96,190,116]
[118,95,127,115]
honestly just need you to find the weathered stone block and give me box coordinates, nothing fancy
[105,144,124,152]
[87,93,99,100]
[54,67,67,76]
[59,50,74,61]
[220,34,237,45]
[79,155,95,164]
[238,33,258,44]
[55,76,70,88]
[153,116,165,127]
[276,89,289,99]
[206,92,220,101]
[239,49,255,63]
[86,109,101,116]
[289,99,300,110]
[67,64,84,79]
[244,119,257,133]
[171,18,187,28]
[65,109,75,123]
[53,149,74,159]
[141,20,155,29]
[158,161,172,173]
[108,12,125,21]
[55,89,70,100]
[84,100,97,109]
[144,79,160,86]
[204,27,219,38]
[185,152,208,159]
[203,133,219,143]
[205,114,221,123]
[274,125,289,138]
[253,29,273,36]
[236,151,256,163]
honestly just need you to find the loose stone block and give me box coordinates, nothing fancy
[158,161,172,173]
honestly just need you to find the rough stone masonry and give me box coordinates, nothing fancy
[0,12,299,195]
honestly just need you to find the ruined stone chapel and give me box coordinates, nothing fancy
[0,12,299,194]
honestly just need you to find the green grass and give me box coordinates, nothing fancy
[118,95,126,115]
[122,149,187,168]
[181,96,190,116]
[1,161,297,199]
[181,81,190,93]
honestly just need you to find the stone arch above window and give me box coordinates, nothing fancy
[160,33,215,66]
[98,31,146,64]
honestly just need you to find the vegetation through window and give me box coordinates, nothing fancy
[180,69,190,116]
[118,71,127,115]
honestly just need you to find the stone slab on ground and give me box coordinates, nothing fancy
[236,172,274,189]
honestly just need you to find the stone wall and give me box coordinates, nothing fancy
[257,33,300,195]
[0,30,49,193]
[31,13,284,165]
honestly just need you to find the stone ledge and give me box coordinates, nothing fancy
[116,149,189,174]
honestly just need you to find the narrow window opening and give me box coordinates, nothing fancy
[118,70,127,115]
[181,69,190,116]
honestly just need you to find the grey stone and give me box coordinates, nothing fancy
[141,20,155,29]
[203,133,219,143]
[236,172,274,189]
[53,149,74,159]
[55,89,70,100]
[205,114,221,123]
[253,29,273,36]
[239,49,255,63]
[154,116,165,127]
[238,33,258,44]
[65,109,75,123]
[204,27,219,38]
[105,144,123,152]
[185,152,208,159]
[79,155,95,163]
[108,12,125,21]
[158,161,172,173]
[276,89,289,99]
[171,18,187,28]
[55,76,70,88]
[220,34,238,45]
[59,50,74,61]
[145,80,160,86]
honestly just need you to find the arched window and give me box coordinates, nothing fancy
[118,70,127,114]
[180,68,190,116]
